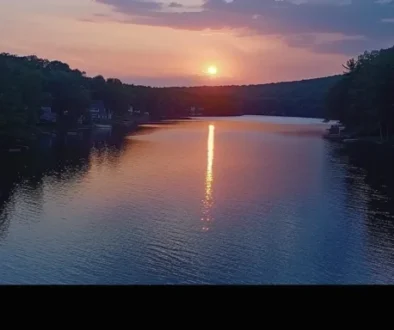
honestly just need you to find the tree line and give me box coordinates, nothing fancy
[159,75,340,118]
[0,53,156,146]
[325,45,394,139]
[1,52,341,147]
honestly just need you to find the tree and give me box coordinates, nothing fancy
[325,45,394,140]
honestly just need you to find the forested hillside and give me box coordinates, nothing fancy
[166,75,340,118]
[0,51,340,146]
[325,45,394,139]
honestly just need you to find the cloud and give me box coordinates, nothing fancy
[94,0,394,55]
[309,38,390,56]
[97,0,163,14]
[168,2,183,8]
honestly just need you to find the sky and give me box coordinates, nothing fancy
[0,0,393,87]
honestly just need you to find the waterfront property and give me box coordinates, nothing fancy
[88,101,112,122]
[189,106,203,117]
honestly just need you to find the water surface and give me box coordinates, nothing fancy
[1,116,394,284]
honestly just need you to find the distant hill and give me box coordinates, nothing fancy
[0,50,343,146]
[154,75,342,118]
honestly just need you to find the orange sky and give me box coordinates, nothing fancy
[1,0,390,87]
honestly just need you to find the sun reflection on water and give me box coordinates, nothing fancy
[201,124,215,232]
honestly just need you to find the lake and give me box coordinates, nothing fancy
[1,115,394,284]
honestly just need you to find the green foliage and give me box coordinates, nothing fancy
[325,46,394,138]
[0,53,43,144]
[104,78,131,115]
[0,51,344,147]
[0,53,143,145]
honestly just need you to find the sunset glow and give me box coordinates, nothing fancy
[207,66,218,76]
[0,0,391,86]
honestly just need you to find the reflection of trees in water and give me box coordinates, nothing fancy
[0,128,129,241]
[332,142,394,268]
[0,199,11,242]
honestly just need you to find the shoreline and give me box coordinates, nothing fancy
[323,132,394,147]
[0,115,193,153]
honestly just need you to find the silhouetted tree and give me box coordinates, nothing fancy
[326,45,394,139]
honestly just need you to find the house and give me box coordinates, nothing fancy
[323,124,347,141]
[189,106,203,116]
[327,124,344,136]
[39,107,57,123]
[89,100,112,121]
[129,106,142,115]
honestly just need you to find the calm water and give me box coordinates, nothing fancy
[1,116,394,284]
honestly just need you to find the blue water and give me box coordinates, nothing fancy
[1,116,394,284]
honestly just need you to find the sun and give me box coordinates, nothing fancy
[207,65,218,76]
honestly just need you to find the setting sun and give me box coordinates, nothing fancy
[207,66,218,76]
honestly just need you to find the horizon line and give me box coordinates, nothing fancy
[1,50,343,89]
